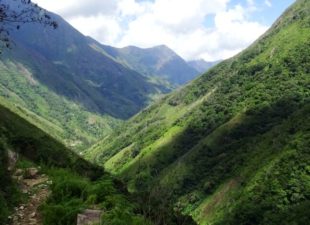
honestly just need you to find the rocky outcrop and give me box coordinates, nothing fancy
[24,167,39,179]
[77,209,103,225]
[7,149,18,172]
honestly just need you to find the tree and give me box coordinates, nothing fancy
[0,0,57,51]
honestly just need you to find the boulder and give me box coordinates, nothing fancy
[24,168,39,179]
[14,168,23,176]
[7,150,18,171]
[77,209,103,225]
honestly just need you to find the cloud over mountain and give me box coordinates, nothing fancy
[33,0,281,61]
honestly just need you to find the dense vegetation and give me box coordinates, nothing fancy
[0,62,120,151]
[0,101,98,224]
[0,96,196,224]
[0,140,21,223]
[0,102,153,225]
[40,169,151,225]
[0,103,104,177]
[86,0,310,224]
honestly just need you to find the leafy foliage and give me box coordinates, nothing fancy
[41,169,151,225]
[0,0,57,52]
[0,140,22,225]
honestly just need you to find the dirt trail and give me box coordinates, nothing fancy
[9,169,51,225]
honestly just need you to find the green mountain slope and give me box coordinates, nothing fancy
[0,61,120,151]
[4,9,168,119]
[100,44,200,86]
[86,1,310,224]
[0,98,196,225]
[0,100,151,225]
[0,100,102,224]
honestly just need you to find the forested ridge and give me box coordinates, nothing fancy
[86,0,310,224]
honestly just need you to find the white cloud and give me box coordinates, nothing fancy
[33,0,268,61]
[117,1,267,60]
[34,0,118,17]
[246,0,255,7]
[118,0,147,16]
[265,0,272,7]
[69,15,122,44]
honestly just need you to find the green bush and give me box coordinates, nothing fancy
[41,198,85,225]
[0,194,9,225]
[41,169,152,225]
[0,141,22,225]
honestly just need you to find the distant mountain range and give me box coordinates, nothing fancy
[0,10,216,120]
[0,2,218,150]
[188,59,220,74]
[100,44,202,86]
[4,13,168,119]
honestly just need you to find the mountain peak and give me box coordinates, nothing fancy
[152,44,171,50]
[100,44,200,86]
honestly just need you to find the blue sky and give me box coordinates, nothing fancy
[200,0,295,28]
[33,0,295,61]
[230,0,294,24]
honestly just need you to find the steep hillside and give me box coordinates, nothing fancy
[0,59,120,151]
[0,101,102,224]
[3,6,168,119]
[0,102,146,225]
[188,59,220,74]
[86,1,310,224]
[101,44,200,86]
[0,1,169,149]
[0,100,195,225]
